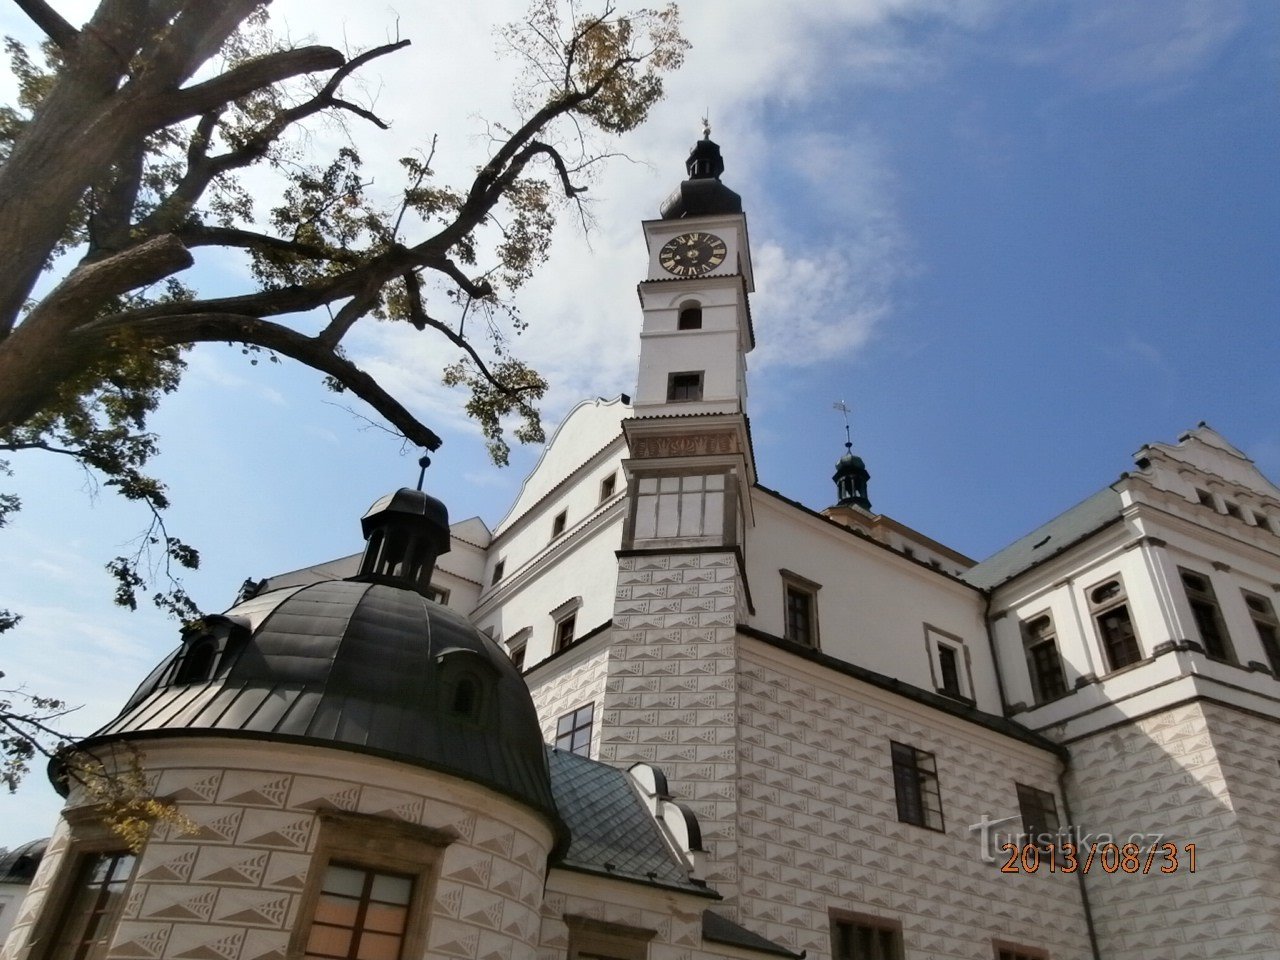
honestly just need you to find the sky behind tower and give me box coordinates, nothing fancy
[1,0,1276,846]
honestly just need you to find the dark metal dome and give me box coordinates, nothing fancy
[0,837,48,883]
[86,580,561,830]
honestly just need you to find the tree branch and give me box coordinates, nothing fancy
[176,224,362,265]
[78,312,442,449]
[159,45,345,126]
[13,0,78,50]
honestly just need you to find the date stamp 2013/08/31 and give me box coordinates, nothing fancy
[999,841,1197,875]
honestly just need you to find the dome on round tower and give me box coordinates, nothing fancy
[79,490,561,830]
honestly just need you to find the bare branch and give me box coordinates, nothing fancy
[159,45,345,125]
[78,312,442,450]
[13,0,78,50]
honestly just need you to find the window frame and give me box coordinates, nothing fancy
[925,626,971,702]
[1021,613,1068,704]
[551,509,567,540]
[1243,589,1280,674]
[780,570,821,648]
[565,915,655,960]
[554,612,577,652]
[1087,577,1142,671]
[1015,783,1061,849]
[676,303,703,331]
[666,370,704,402]
[491,559,505,586]
[1179,568,1234,662]
[425,584,450,606]
[889,741,944,832]
[993,942,1050,960]
[631,471,729,545]
[599,472,617,502]
[21,808,139,960]
[555,703,595,757]
[829,909,904,960]
[288,812,450,960]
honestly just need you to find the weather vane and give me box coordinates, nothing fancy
[702,112,711,139]
[833,400,853,449]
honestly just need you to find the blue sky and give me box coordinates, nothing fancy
[1,0,1277,846]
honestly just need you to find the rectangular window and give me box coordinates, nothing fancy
[1224,500,1243,520]
[784,582,818,647]
[551,510,567,539]
[1195,488,1215,508]
[48,851,137,960]
[291,812,445,960]
[993,943,1049,960]
[831,913,903,960]
[633,474,726,541]
[555,612,577,652]
[599,472,617,502]
[508,642,526,672]
[303,863,413,960]
[666,371,704,402]
[1088,578,1141,670]
[890,741,943,831]
[1180,569,1233,662]
[937,644,962,698]
[425,585,450,606]
[491,559,505,585]
[1243,591,1280,674]
[556,704,594,757]
[1015,783,1060,847]
[1022,615,1067,703]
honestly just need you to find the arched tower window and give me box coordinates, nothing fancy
[677,304,702,330]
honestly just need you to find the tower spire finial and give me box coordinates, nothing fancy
[702,113,711,139]
[833,400,853,450]
[416,453,432,492]
[831,400,871,510]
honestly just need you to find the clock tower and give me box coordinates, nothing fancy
[622,128,757,550]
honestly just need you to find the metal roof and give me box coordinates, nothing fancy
[547,748,713,897]
[963,486,1124,590]
[88,580,561,832]
[702,910,802,957]
[0,837,47,883]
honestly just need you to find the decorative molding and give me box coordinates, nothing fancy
[631,431,739,459]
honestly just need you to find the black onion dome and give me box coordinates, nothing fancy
[87,580,562,834]
[659,136,743,220]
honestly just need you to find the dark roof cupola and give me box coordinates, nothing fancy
[833,442,872,511]
[659,122,743,220]
[357,484,452,597]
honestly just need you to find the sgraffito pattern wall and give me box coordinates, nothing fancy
[1,744,554,960]
[1064,700,1280,960]
[735,644,1093,960]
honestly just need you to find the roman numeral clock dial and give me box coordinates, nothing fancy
[659,232,727,277]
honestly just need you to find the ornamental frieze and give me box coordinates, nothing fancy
[631,431,739,458]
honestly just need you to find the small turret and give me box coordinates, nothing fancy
[356,457,452,596]
[833,442,872,510]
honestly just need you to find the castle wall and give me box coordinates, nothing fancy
[1062,700,1280,960]
[2,740,556,960]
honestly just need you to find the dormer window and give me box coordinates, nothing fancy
[170,619,247,685]
[437,652,497,727]
[173,636,219,684]
[677,305,702,330]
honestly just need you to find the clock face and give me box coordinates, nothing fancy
[659,232,727,277]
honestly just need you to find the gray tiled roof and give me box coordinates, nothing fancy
[548,749,715,897]
[964,486,1124,590]
[702,910,802,957]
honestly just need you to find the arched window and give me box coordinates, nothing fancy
[436,652,496,727]
[677,305,702,330]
